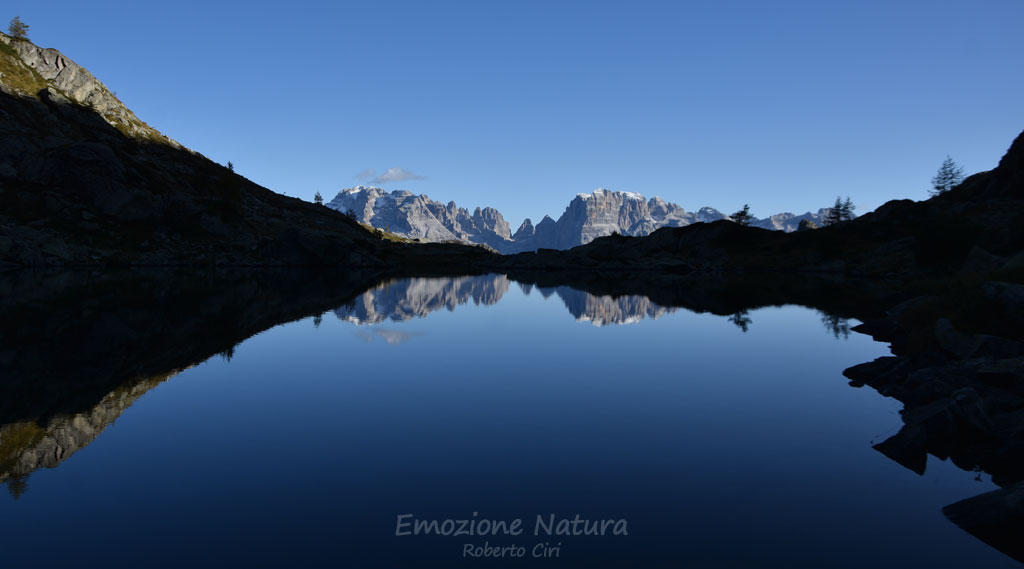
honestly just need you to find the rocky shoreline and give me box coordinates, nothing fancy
[840,280,1024,562]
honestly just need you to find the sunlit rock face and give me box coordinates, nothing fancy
[327,187,514,251]
[333,275,512,324]
[545,189,665,248]
[1,32,178,145]
[327,187,831,253]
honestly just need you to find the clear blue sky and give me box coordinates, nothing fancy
[7,0,1023,226]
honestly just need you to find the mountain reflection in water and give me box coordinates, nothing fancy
[0,270,1016,567]
[0,272,853,496]
[334,274,678,327]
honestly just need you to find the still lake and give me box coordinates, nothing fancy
[0,274,1012,568]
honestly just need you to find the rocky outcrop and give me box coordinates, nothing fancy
[327,187,515,251]
[473,206,511,239]
[797,218,820,231]
[844,288,1024,484]
[512,218,534,240]
[841,280,1024,562]
[695,206,726,223]
[1,32,177,146]
[328,186,831,253]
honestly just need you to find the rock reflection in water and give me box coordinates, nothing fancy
[333,274,678,327]
[538,286,677,326]
[1,371,175,498]
[333,275,511,324]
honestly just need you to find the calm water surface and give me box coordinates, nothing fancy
[0,275,1013,568]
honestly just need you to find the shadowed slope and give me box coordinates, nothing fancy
[0,33,499,268]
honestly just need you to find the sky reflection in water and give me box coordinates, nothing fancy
[0,275,1009,568]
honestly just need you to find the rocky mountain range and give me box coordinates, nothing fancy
[0,30,835,265]
[327,186,833,253]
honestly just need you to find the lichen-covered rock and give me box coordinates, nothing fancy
[2,31,179,146]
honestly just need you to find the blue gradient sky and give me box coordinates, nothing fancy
[7,1,1022,226]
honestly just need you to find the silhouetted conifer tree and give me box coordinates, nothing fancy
[730,204,752,226]
[930,155,965,196]
[824,196,855,226]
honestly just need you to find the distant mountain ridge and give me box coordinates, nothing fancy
[327,186,833,253]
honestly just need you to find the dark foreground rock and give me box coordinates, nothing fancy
[843,279,1024,562]
[943,482,1024,563]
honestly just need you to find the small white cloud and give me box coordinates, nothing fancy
[354,168,376,182]
[371,166,426,184]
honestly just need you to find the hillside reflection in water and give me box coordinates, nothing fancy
[0,272,1008,568]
